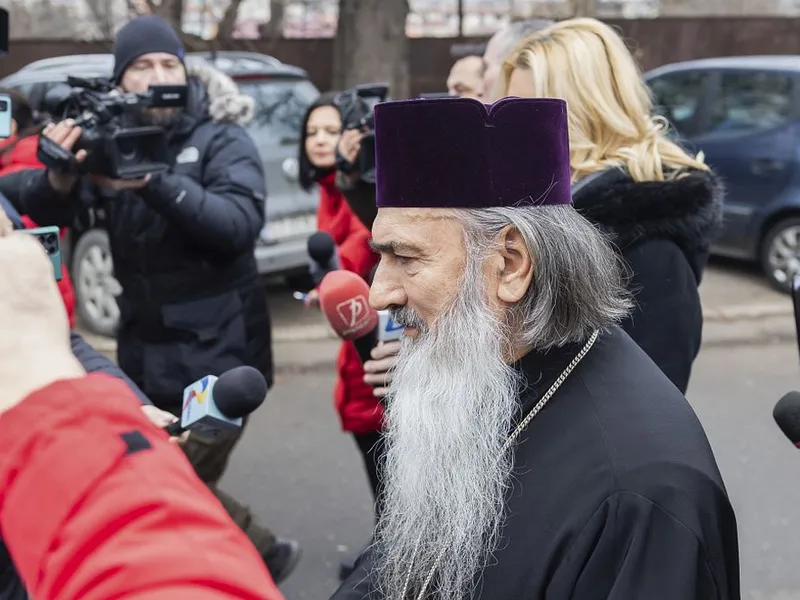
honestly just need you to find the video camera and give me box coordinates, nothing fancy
[37,76,188,180]
[334,83,389,184]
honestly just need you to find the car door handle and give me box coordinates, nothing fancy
[751,158,786,174]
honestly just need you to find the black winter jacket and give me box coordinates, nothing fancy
[573,168,724,393]
[18,64,273,409]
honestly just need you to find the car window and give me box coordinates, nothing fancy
[648,70,708,136]
[237,78,320,145]
[705,71,794,136]
[9,83,34,98]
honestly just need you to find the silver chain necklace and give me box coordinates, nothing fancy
[402,329,600,600]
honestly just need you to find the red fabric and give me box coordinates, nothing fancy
[0,136,76,327]
[316,173,383,434]
[0,135,40,176]
[0,374,285,600]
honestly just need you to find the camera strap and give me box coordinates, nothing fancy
[36,134,80,174]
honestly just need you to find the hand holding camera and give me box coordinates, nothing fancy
[333,83,388,184]
[337,129,363,167]
[40,120,86,193]
[42,120,153,192]
[37,76,188,188]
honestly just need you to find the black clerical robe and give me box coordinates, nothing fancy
[331,326,740,599]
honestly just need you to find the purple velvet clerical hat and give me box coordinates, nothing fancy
[373,96,572,209]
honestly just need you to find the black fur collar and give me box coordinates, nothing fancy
[573,168,724,261]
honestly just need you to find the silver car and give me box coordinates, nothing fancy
[0,51,321,335]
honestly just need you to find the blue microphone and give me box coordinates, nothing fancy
[377,310,404,343]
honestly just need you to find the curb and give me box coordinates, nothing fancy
[702,313,796,348]
[75,303,799,368]
[702,302,792,322]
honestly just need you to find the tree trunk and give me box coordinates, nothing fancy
[168,0,184,29]
[217,0,244,39]
[572,0,598,17]
[332,0,411,100]
[144,0,183,28]
[260,0,286,38]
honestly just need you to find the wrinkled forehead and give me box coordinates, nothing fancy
[372,207,465,253]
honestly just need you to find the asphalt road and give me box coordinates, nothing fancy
[217,340,800,600]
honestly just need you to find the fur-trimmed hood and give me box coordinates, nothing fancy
[573,168,724,279]
[182,62,254,126]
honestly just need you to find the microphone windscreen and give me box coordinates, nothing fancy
[318,270,378,341]
[213,366,267,419]
[774,391,800,445]
[308,231,336,264]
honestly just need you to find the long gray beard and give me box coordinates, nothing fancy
[374,268,521,600]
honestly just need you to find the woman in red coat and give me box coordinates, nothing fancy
[0,88,76,327]
[298,94,383,577]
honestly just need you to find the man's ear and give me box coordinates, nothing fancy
[496,225,533,304]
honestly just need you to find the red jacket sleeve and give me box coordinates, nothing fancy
[0,374,284,600]
[337,213,377,281]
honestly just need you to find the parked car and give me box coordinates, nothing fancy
[0,51,321,335]
[644,55,800,292]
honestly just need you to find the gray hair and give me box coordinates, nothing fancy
[493,19,555,61]
[455,204,632,350]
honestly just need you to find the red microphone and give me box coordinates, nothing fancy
[318,270,379,343]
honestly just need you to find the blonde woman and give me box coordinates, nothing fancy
[502,18,724,393]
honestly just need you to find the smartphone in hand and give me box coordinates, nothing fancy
[26,226,62,281]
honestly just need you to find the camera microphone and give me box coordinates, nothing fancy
[774,391,800,447]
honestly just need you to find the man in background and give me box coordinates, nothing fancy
[446,55,484,99]
[481,18,554,100]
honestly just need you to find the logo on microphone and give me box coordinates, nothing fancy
[336,295,370,333]
[188,377,211,404]
[385,316,404,333]
[182,376,211,415]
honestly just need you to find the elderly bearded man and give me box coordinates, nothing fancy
[331,97,740,600]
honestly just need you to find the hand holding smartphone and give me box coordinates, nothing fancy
[26,226,62,281]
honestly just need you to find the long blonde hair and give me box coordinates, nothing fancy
[501,18,708,183]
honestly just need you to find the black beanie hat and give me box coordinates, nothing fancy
[112,15,185,83]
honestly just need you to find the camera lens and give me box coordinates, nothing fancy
[0,100,8,111]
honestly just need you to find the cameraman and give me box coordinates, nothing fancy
[16,15,299,584]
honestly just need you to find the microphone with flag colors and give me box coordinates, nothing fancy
[165,365,267,437]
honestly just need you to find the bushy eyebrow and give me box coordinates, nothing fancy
[368,240,422,255]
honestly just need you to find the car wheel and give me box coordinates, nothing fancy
[760,216,800,293]
[72,228,122,337]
